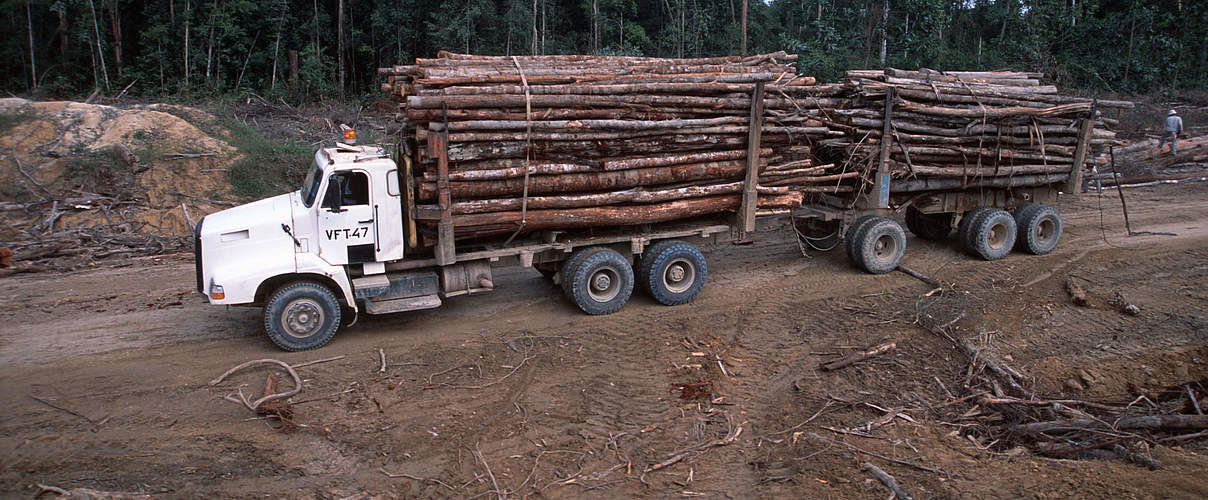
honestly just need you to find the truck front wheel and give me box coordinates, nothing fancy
[264,282,342,351]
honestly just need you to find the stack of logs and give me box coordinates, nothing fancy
[380,51,846,242]
[804,68,1132,197]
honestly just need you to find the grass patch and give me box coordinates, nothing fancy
[223,118,313,199]
[0,110,35,135]
[155,103,314,200]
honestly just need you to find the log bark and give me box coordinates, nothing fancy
[1012,415,1208,435]
[431,182,790,214]
[446,193,800,230]
[418,159,753,199]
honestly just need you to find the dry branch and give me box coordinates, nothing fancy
[820,342,897,371]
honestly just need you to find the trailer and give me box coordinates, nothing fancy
[195,58,1108,351]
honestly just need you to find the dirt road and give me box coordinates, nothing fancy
[2,182,1207,499]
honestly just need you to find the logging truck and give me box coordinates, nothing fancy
[193,121,1077,351]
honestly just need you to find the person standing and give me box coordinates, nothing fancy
[1159,109,1184,155]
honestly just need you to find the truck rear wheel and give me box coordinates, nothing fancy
[560,246,608,294]
[845,215,881,263]
[905,207,953,241]
[958,207,994,251]
[967,209,1017,260]
[1014,204,1062,255]
[851,217,906,274]
[567,248,633,315]
[638,240,707,305]
[264,281,342,351]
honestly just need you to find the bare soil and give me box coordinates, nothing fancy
[2,182,1207,499]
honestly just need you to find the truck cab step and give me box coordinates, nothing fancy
[363,294,442,315]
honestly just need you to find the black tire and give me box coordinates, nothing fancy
[637,240,707,305]
[636,240,677,295]
[968,209,1017,260]
[957,207,994,251]
[264,281,342,351]
[845,215,881,263]
[1015,204,1063,255]
[567,248,634,315]
[560,246,608,295]
[905,206,953,241]
[851,217,907,274]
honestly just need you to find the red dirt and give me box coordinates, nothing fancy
[2,182,1207,498]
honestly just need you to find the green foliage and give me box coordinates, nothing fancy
[221,119,313,199]
[2,0,1206,100]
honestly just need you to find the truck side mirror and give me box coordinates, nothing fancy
[324,179,346,213]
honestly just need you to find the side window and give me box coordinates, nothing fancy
[321,171,370,208]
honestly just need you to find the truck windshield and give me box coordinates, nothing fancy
[300,162,323,207]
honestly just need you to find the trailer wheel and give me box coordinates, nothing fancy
[845,215,881,263]
[957,207,993,251]
[264,281,341,351]
[905,207,953,241]
[560,246,608,294]
[567,248,634,315]
[967,209,1017,260]
[638,240,707,305]
[852,217,906,274]
[1014,204,1062,255]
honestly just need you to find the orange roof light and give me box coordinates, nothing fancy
[341,124,357,144]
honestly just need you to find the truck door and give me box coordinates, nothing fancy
[317,170,376,265]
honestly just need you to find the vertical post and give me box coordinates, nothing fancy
[1064,114,1095,197]
[736,82,765,239]
[874,86,896,212]
[427,129,456,265]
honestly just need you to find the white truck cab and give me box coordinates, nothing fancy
[195,141,414,350]
[195,131,720,352]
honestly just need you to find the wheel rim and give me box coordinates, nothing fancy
[662,258,696,294]
[588,266,622,302]
[281,297,325,339]
[988,222,1009,250]
[873,233,898,263]
[1036,217,1057,244]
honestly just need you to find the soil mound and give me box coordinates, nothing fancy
[0,98,238,270]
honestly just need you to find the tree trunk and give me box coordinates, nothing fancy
[205,0,218,82]
[338,0,345,100]
[183,0,190,87]
[26,1,36,89]
[87,0,110,90]
[271,2,284,90]
[57,5,67,59]
[878,0,887,67]
[289,50,299,87]
[530,0,537,55]
[740,0,748,56]
[110,1,123,78]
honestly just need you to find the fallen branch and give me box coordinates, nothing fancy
[30,394,104,429]
[209,359,302,412]
[861,463,916,500]
[380,468,458,491]
[1012,414,1208,435]
[897,265,942,288]
[291,355,346,369]
[821,342,896,371]
[646,412,743,472]
[473,443,506,500]
[806,432,944,474]
[378,348,388,373]
[35,483,152,499]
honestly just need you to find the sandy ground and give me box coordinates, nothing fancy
[2,182,1207,499]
